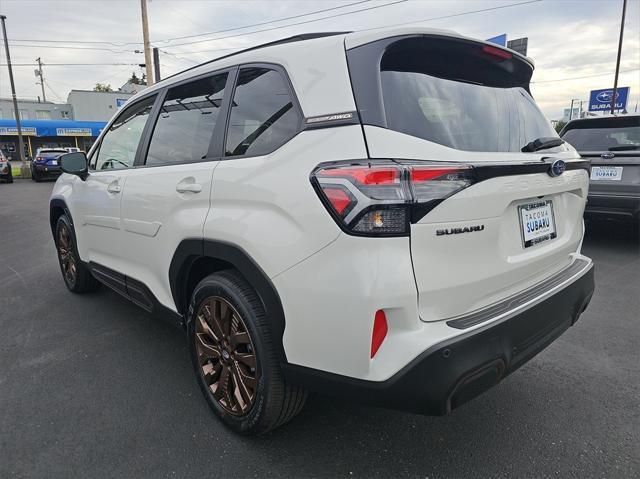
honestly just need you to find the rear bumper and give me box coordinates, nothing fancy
[284,259,594,415]
[34,164,62,177]
[586,192,640,220]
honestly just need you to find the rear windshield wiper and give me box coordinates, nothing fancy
[521,137,565,153]
[609,144,639,151]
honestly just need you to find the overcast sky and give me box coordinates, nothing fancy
[0,0,638,120]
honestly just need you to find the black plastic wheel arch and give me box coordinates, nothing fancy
[169,239,288,363]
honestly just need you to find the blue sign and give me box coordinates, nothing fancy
[0,119,106,137]
[486,34,507,47]
[116,98,127,108]
[588,87,630,112]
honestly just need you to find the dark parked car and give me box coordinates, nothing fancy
[31,148,68,182]
[0,150,12,183]
[561,115,640,223]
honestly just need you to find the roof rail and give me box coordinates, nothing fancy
[162,31,351,82]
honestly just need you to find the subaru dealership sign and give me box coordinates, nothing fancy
[588,87,630,112]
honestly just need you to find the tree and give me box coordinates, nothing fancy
[93,83,113,92]
[128,71,147,86]
[554,120,567,134]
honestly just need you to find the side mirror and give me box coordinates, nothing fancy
[60,152,88,180]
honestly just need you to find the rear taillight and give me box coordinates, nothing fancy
[35,156,43,162]
[311,161,474,236]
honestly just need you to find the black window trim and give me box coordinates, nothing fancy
[220,62,304,161]
[88,61,303,171]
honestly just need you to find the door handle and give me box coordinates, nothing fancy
[107,181,121,194]
[176,179,202,194]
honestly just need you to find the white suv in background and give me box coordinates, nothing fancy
[50,28,595,435]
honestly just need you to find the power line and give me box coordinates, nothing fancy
[531,68,640,83]
[153,0,371,44]
[0,62,143,66]
[163,0,540,54]
[6,38,140,46]
[158,0,408,49]
[43,79,64,102]
[356,0,543,33]
[7,42,139,53]
[93,64,138,89]
[5,0,371,46]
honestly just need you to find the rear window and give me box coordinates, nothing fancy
[349,36,564,153]
[561,117,640,152]
[40,150,67,157]
[380,38,560,152]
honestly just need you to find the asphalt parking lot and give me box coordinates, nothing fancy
[1,180,638,479]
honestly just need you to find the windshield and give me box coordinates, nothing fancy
[561,123,640,151]
[381,71,561,153]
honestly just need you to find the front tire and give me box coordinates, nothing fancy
[55,215,100,293]
[188,270,307,435]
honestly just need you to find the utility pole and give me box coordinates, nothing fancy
[153,47,161,82]
[611,0,627,115]
[35,57,46,102]
[140,0,154,85]
[0,15,28,175]
[569,99,580,121]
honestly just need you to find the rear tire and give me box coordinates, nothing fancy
[188,270,307,435]
[55,215,100,293]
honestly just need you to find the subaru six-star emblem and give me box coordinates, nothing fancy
[549,159,566,177]
[596,90,618,103]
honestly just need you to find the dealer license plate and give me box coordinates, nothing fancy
[591,166,622,181]
[519,200,557,248]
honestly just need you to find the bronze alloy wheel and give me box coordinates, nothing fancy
[195,296,258,416]
[57,224,77,285]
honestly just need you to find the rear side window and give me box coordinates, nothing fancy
[146,72,228,166]
[224,67,301,157]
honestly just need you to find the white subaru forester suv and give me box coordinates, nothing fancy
[50,28,595,435]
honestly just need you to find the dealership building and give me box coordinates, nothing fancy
[0,119,106,160]
[0,80,145,159]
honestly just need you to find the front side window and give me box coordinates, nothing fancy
[94,95,155,171]
[224,67,300,157]
[146,73,228,166]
